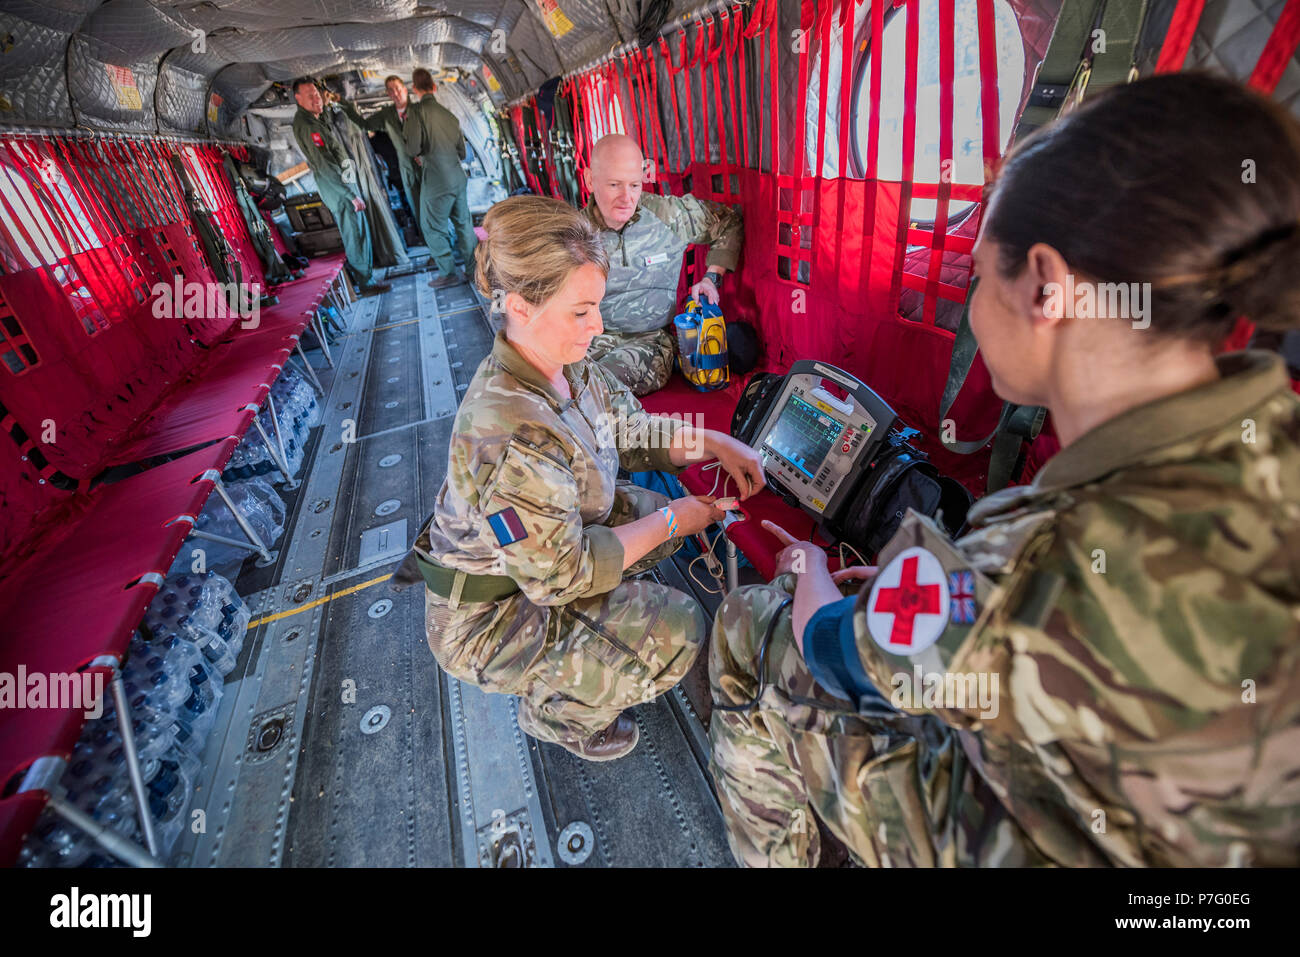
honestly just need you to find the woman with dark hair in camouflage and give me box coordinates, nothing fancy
[405,195,765,761]
[710,72,1300,867]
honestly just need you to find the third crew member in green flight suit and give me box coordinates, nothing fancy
[360,75,424,243]
[403,68,477,289]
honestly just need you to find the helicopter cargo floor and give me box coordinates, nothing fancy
[170,263,736,868]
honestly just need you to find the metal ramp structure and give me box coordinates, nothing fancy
[171,263,737,868]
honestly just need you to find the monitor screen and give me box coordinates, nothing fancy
[762,394,844,480]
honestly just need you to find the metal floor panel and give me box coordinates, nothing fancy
[321,417,454,581]
[283,568,455,867]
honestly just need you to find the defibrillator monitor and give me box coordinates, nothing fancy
[751,361,897,520]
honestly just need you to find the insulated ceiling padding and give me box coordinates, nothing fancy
[0,0,100,127]
[177,0,422,34]
[155,53,211,134]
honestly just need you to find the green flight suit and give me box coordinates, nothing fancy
[362,102,422,235]
[292,104,373,285]
[334,101,408,270]
[402,93,477,276]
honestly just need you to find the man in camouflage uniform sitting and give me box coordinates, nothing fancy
[581,134,743,396]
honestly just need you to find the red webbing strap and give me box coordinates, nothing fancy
[661,37,685,173]
[1154,0,1205,74]
[1249,0,1300,93]
[11,139,96,254]
[105,139,159,227]
[567,78,589,202]
[736,4,752,169]
[639,50,668,191]
[856,0,885,303]
[67,139,131,236]
[787,0,814,271]
[833,0,857,267]
[531,99,547,194]
[0,140,114,348]
[111,138,166,227]
[545,100,563,198]
[634,53,653,157]
[720,8,740,173]
[804,0,834,255]
[814,0,834,182]
[0,144,66,266]
[54,138,121,241]
[512,105,542,194]
[707,15,728,174]
[767,0,779,179]
[921,0,956,326]
[888,0,921,315]
[976,0,998,180]
[628,54,648,154]
[146,142,187,223]
[620,55,645,152]
[64,140,127,233]
[53,138,152,304]
[681,30,699,167]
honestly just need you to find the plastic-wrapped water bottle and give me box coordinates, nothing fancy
[144,756,192,860]
[176,658,222,746]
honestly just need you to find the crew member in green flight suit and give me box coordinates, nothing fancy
[403,68,477,289]
[357,75,424,242]
[291,78,390,295]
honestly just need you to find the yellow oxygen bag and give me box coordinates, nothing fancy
[673,299,729,391]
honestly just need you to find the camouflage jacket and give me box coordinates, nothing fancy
[291,105,362,215]
[581,193,743,335]
[413,332,683,605]
[402,94,467,195]
[805,350,1300,866]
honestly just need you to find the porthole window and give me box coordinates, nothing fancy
[852,0,1025,226]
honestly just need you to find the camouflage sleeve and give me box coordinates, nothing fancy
[843,504,1300,865]
[459,427,625,605]
[658,193,743,272]
[591,362,682,473]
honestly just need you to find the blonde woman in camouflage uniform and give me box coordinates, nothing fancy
[710,73,1300,866]
[408,195,765,760]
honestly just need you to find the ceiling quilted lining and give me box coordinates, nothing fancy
[1,0,1298,136]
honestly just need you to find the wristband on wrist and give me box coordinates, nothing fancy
[704,270,723,287]
[658,505,678,539]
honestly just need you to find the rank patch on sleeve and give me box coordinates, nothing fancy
[487,507,528,547]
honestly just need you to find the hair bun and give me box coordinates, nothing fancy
[1217,221,1300,332]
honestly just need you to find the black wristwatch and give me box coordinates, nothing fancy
[704,270,723,288]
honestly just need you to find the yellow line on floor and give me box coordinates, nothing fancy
[249,573,393,628]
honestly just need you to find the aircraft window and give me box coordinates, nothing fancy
[0,156,102,267]
[582,72,627,142]
[852,0,1024,226]
[182,147,224,212]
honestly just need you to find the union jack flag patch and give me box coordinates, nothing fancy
[948,570,977,625]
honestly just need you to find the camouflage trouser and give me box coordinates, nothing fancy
[588,328,675,396]
[708,577,1045,867]
[424,482,705,745]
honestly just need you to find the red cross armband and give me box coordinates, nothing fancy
[853,512,998,676]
